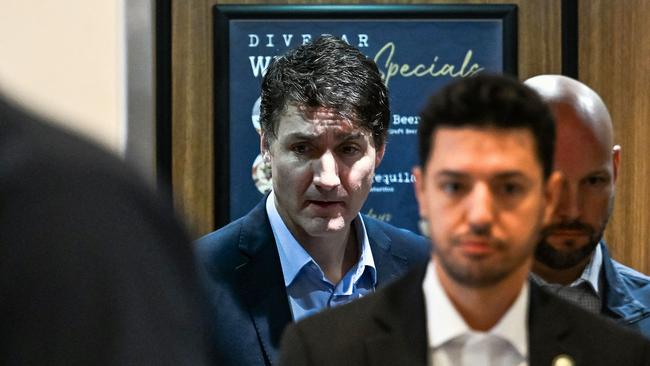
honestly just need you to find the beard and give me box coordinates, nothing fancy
[437,245,514,288]
[536,212,610,270]
[536,195,613,270]
[535,224,600,269]
[435,225,535,288]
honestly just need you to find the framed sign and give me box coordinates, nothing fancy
[213,4,517,233]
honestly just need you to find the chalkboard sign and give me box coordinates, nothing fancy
[213,4,517,233]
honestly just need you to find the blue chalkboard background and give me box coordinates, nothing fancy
[215,5,515,234]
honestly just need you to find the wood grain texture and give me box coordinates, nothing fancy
[580,0,650,274]
[172,0,214,236]
[171,0,561,238]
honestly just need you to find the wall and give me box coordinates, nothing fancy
[0,0,125,153]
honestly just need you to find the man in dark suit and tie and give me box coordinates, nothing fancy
[279,75,650,366]
[196,36,429,366]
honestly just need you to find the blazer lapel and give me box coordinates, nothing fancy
[235,200,292,365]
[364,265,429,366]
[364,217,409,286]
[528,282,583,366]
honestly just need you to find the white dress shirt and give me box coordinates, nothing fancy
[423,262,529,366]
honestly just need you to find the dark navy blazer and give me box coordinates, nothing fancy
[196,198,430,366]
[279,264,650,366]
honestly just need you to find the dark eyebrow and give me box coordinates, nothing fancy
[338,132,364,141]
[492,171,529,180]
[434,170,530,181]
[284,132,318,141]
[434,170,468,180]
[284,131,365,142]
[585,169,611,177]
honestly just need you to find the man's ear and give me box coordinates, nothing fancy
[543,171,563,225]
[260,133,271,160]
[375,143,386,167]
[413,166,428,219]
[612,144,621,183]
[260,133,267,153]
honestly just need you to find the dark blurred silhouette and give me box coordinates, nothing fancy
[0,95,211,366]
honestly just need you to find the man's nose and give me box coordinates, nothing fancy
[555,180,581,221]
[467,183,494,233]
[313,150,341,189]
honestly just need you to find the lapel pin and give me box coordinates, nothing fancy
[551,354,575,366]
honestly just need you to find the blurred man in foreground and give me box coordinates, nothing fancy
[0,95,211,365]
[525,74,650,337]
[279,75,650,366]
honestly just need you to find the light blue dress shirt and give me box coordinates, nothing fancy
[266,192,377,321]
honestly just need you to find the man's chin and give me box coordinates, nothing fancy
[535,238,598,270]
[303,217,348,237]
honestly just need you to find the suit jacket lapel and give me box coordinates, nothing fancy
[235,199,292,365]
[528,282,584,366]
[364,216,409,287]
[365,265,429,366]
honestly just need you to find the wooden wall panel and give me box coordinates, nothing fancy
[172,0,214,236]
[171,0,562,237]
[580,0,650,274]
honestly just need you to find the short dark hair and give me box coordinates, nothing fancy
[260,35,389,147]
[418,74,556,178]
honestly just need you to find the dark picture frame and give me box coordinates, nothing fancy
[213,4,518,230]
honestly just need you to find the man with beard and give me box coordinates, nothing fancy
[525,75,650,338]
[278,74,650,366]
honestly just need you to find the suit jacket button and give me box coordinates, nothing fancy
[551,354,575,366]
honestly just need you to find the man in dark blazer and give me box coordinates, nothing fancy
[196,36,429,366]
[0,94,212,365]
[525,75,650,338]
[280,265,650,366]
[279,75,650,365]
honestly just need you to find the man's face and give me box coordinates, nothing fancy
[536,105,619,269]
[263,105,384,241]
[414,127,559,288]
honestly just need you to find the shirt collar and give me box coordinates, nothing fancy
[423,261,529,358]
[572,244,602,294]
[265,191,376,287]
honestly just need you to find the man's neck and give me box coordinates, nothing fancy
[271,192,360,285]
[435,261,530,332]
[298,225,359,285]
[532,253,593,286]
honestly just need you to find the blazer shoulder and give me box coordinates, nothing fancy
[195,215,249,272]
[290,264,424,338]
[280,265,428,365]
[194,199,272,281]
[531,284,650,364]
[280,297,380,365]
[363,216,430,262]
